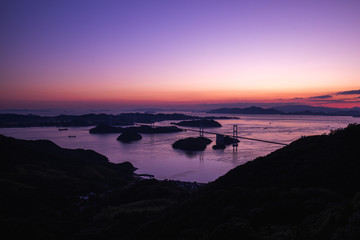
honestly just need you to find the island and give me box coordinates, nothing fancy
[117,129,143,142]
[172,119,222,128]
[208,105,360,117]
[172,137,212,151]
[89,124,123,134]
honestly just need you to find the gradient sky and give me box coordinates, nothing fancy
[1,0,360,109]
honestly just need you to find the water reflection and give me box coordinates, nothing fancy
[170,170,195,179]
[149,134,155,145]
[232,151,238,164]
[174,149,205,165]
[199,152,204,164]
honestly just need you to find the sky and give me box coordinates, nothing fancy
[1,0,360,109]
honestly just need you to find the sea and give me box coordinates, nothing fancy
[1,112,359,183]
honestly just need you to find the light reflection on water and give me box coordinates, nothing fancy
[1,114,359,183]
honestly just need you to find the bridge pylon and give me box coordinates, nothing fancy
[199,120,204,137]
[233,125,238,151]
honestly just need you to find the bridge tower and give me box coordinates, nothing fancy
[199,120,204,137]
[233,125,238,151]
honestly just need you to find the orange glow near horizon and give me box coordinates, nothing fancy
[1,84,359,109]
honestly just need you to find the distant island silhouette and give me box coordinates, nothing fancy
[208,105,360,117]
[172,137,212,151]
[89,124,183,134]
[0,113,236,128]
[1,105,359,128]
[208,106,282,114]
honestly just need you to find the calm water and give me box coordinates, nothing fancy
[1,114,359,183]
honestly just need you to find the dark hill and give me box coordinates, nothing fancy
[214,123,360,193]
[136,124,360,240]
[0,134,197,240]
[0,134,136,239]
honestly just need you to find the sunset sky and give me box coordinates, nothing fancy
[1,0,360,109]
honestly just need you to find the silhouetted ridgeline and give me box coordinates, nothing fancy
[2,124,360,240]
[208,106,283,114]
[0,113,235,128]
[208,106,360,117]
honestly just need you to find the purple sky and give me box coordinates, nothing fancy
[1,0,360,109]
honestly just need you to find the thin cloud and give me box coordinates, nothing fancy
[309,99,348,103]
[309,99,360,104]
[336,89,360,95]
[309,95,333,99]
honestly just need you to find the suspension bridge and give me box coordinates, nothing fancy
[120,119,288,151]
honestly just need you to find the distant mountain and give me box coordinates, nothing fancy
[274,104,360,114]
[208,106,283,114]
[273,104,340,113]
[208,105,360,117]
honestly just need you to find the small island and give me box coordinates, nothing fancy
[117,129,142,142]
[172,137,212,151]
[172,119,222,128]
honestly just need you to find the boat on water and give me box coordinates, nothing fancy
[58,128,68,131]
